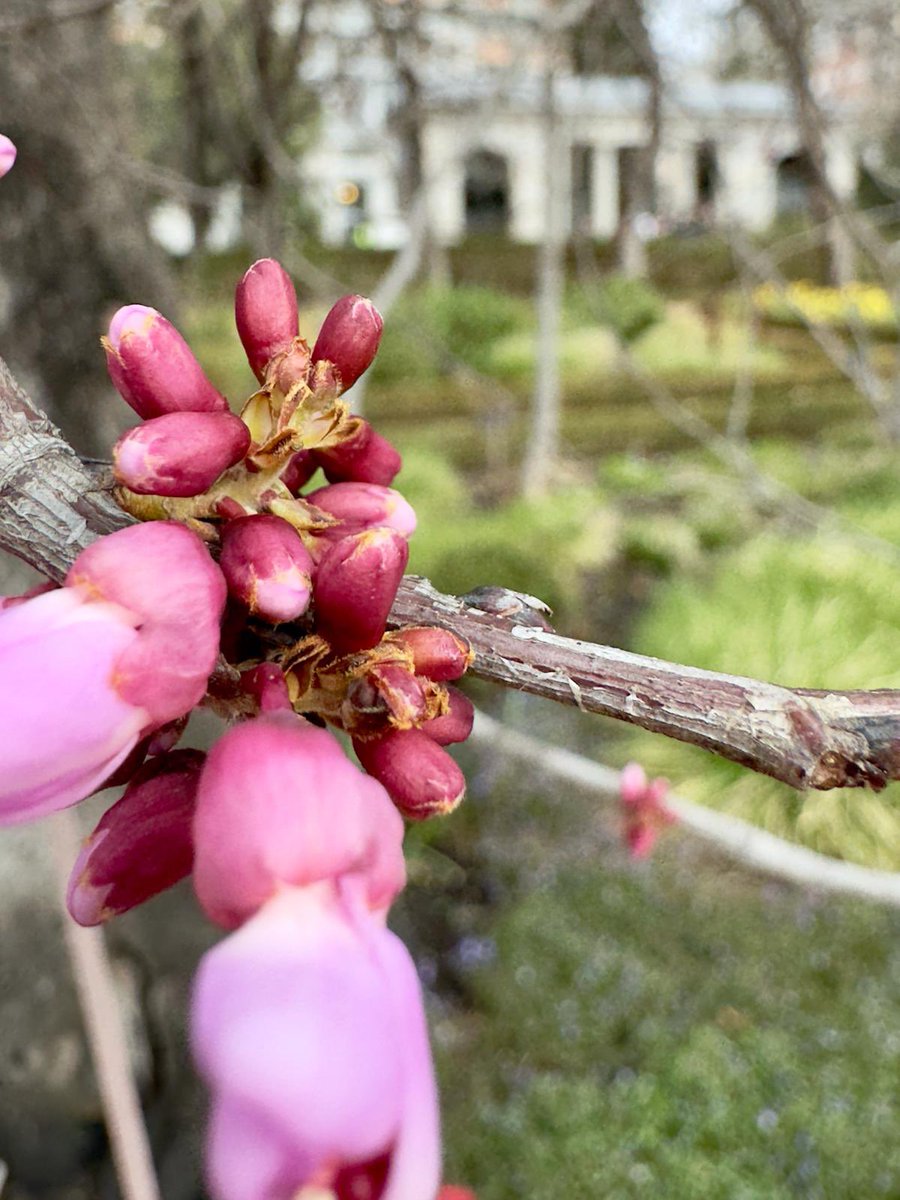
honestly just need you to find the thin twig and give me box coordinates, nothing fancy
[50,810,162,1200]
[471,710,900,906]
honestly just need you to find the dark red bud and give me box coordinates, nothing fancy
[314,420,402,486]
[113,411,250,497]
[67,750,205,925]
[311,294,383,392]
[105,305,228,419]
[220,514,314,623]
[421,687,474,745]
[235,258,300,381]
[313,528,408,653]
[279,449,318,494]
[353,728,466,820]
[389,626,472,681]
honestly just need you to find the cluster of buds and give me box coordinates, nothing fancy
[0,253,478,1200]
[101,257,473,820]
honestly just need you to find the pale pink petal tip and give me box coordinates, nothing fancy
[619,761,648,806]
[0,135,17,179]
[107,304,159,349]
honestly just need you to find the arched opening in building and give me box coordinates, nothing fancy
[695,140,718,218]
[776,151,814,216]
[464,149,510,235]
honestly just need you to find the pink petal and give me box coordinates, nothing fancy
[193,713,406,929]
[0,134,16,178]
[67,522,226,726]
[0,590,147,825]
[192,885,439,1199]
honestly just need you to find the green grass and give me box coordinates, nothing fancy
[407,759,900,1199]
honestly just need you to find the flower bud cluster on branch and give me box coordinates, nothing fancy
[0,242,476,1199]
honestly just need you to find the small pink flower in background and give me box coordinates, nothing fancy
[619,762,678,859]
[192,712,406,930]
[0,134,16,178]
[191,883,440,1200]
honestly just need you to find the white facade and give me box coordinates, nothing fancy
[299,6,861,249]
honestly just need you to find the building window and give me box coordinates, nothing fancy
[464,149,510,235]
[776,152,814,216]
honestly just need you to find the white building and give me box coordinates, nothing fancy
[299,5,861,250]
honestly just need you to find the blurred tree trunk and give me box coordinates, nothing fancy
[0,1,174,456]
[521,49,565,500]
[745,0,855,284]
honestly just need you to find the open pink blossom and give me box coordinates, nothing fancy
[619,762,678,859]
[0,522,225,826]
[193,712,406,929]
[0,134,16,178]
[191,882,440,1200]
[0,587,147,824]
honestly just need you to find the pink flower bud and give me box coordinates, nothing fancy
[191,884,440,1200]
[311,295,383,392]
[67,522,226,726]
[219,514,313,623]
[344,664,429,736]
[313,528,409,653]
[314,420,402,486]
[421,686,474,745]
[67,750,204,925]
[389,626,472,681]
[235,258,300,382]
[105,305,228,419]
[307,482,417,540]
[193,713,406,928]
[0,134,17,179]
[279,449,318,494]
[113,411,250,497]
[354,728,466,820]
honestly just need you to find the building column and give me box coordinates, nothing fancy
[590,145,619,238]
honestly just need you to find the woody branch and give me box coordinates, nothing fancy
[2,354,900,794]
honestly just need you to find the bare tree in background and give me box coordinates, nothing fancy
[163,0,317,258]
[0,1,174,454]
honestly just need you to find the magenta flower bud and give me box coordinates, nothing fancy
[307,481,417,542]
[344,664,429,736]
[389,626,472,681]
[313,528,409,653]
[354,728,466,820]
[235,258,300,382]
[0,134,17,179]
[311,294,383,393]
[105,305,228,419]
[314,420,402,486]
[279,449,318,495]
[191,885,440,1200]
[67,522,226,727]
[193,713,406,928]
[421,686,475,746]
[67,750,204,926]
[219,514,313,623]
[113,411,250,497]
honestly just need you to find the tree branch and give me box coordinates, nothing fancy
[3,356,900,794]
